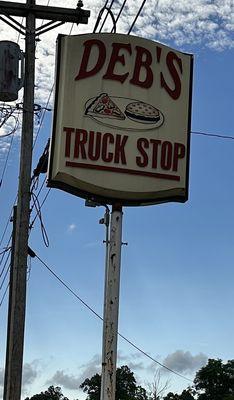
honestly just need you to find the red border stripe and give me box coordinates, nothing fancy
[65,161,180,181]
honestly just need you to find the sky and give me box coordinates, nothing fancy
[0,0,234,399]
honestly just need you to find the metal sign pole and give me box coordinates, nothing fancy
[101,204,123,400]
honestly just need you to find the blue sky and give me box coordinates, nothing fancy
[0,0,234,399]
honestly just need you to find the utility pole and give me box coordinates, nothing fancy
[3,206,17,399]
[1,2,90,400]
[3,4,35,398]
[101,204,123,400]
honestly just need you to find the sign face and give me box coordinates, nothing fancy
[48,33,193,206]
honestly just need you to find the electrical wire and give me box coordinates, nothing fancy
[0,194,16,249]
[0,133,15,189]
[0,246,11,257]
[93,0,109,33]
[0,247,11,278]
[128,0,147,35]
[99,0,115,32]
[191,130,234,140]
[0,263,10,291]
[0,282,9,308]
[30,192,49,247]
[30,187,51,232]
[111,0,127,33]
[0,235,12,268]
[34,251,192,383]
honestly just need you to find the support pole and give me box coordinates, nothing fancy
[3,2,36,399]
[101,204,123,400]
[3,206,17,400]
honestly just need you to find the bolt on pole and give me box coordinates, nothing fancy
[101,204,123,400]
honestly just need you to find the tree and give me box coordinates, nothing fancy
[194,359,234,400]
[179,389,195,400]
[80,365,148,400]
[24,385,69,400]
[163,388,194,400]
[147,369,170,400]
[164,393,182,400]
[80,373,101,400]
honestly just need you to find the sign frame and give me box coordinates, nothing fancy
[48,33,193,207]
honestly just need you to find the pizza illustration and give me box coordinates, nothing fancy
[85,93,125,120]
[125,101,162,123]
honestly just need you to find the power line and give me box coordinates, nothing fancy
[0,238,11,272]
[0,282,9,308]
[93,0,108,33]
[99,0,115,32]
[0,132,15,189]
[111,0,127,33]
[34,251,192,383]
[0,263,10,291]
[191,130,234,140]
[128,0,147,35]
[0,196,16,249]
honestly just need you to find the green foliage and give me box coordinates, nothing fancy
[80,365,148,400]
[80,373,101,400]
[179,389,195,400]
[194,359,234,400]
[163,389,194,400]
[163,392,180,400]
[24,385,69,400]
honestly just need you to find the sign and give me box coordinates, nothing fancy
[48,33,193,206]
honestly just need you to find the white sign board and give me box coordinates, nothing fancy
[48,33,193,206]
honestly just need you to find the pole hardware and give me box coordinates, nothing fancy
[0,1,90,38]
[0,41,24,102]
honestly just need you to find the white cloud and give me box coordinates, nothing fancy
[46,352,146,392]
[79,354,102,380]
[22,361,39,387]
[0,360,39,395]
[43,349,207,393]
[47,354,101,391]
[46,370,81,390]
[67,223,76,233]
[162,350,207,374]
[117,351,145,371]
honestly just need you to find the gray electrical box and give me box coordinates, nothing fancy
[0,41,24,102]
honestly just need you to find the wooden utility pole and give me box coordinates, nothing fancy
[3,4,36,399]
[1,2,90,400]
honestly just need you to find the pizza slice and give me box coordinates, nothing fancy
[85,93,125,120]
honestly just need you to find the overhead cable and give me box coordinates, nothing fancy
[191,130,234,140]
[34,251,192,382]
[0,282,9,308]
[0,263,10,292]
[98,0,116,33]
[93,0,109,32]
[111,0,127,33]
[0,237,11,271]
[0,133,15,189]
[128,0,147,35]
